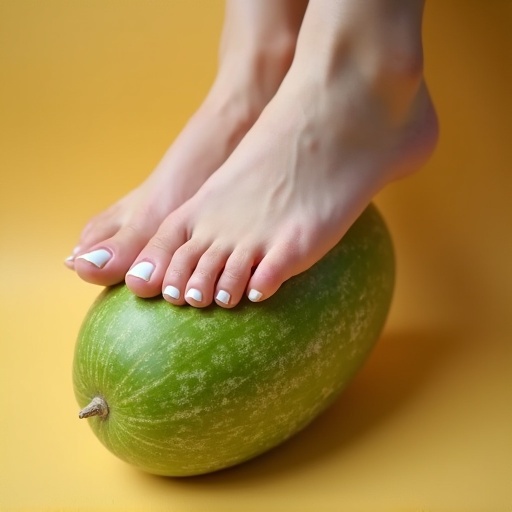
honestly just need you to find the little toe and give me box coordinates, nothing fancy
[214,247,256,308]
[246,243,302,303]
[184,245,231,308]
[162,239,210,306]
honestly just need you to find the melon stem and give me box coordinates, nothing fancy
[79,396,109,419]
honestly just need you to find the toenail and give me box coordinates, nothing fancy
[248,289,263,302]
[66,246,80,262]
[163,285,180,300]
[215,290,231,305]
[185,288,203,303]
[64,254,75,269]
[76,249,112,268]
[127,261,155,281]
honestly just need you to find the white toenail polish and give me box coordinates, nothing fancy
[185,288,202,302]
[216,290,231,305]
[76,249,112,268]
[65,255,74,263]
[127,262,155,281]
[72,246,81,255]
[248,289,263,302]
[163,285,180,300]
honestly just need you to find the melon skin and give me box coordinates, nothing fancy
[73,205,395,477]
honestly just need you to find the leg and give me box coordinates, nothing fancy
[127,0,438,307]
[70,0,308,285]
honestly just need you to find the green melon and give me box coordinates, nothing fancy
[73,205,395,477]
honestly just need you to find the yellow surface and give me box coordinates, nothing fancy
[1,1,511,511]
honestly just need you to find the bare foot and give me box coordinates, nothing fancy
[68,0,308,286]
[128,0,439,308]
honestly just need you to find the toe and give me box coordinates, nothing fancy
[77,204,124,252]
[74,218,159,286]
[79,219,120,254]
[66,215,120,270]
[74,245,118,285]
[64,245,82,270]
[184,244,231,308]
[246,242,302,303]
[214,247,256,308]
[161,239,210,306]
[125,260,160,297]
[125,217,188,298]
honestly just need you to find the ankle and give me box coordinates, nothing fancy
[359,1,425,97]
[362,42,424,119]
[290,4,425,126]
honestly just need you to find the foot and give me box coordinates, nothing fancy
[68,0,307,285]
[124,0,438,308]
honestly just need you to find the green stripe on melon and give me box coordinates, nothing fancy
[73,204,395,476]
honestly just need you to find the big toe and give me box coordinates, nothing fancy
[74,217,160,286]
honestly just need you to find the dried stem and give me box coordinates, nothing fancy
[79,396,109,419]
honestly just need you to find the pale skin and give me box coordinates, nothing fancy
[68,0,438,308]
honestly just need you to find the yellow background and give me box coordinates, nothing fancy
[1,1,511,511]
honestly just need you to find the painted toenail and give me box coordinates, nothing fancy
[66,246,80,262]
[64,254,75,269]
[215,290,231,305]
[127,262,155,281]
[163,285,180,300]
[248,289,263,302]
[185,288,203,302]
[76,249,112,268]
